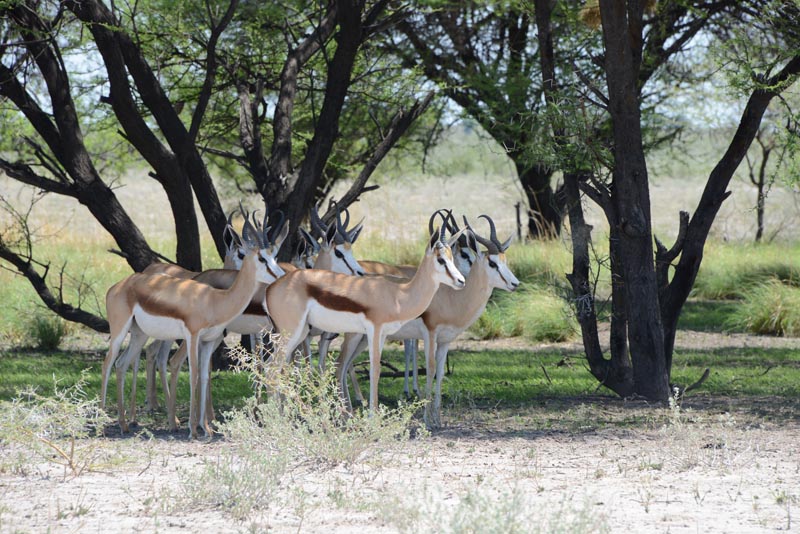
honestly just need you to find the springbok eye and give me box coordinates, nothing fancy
[334,249,344,259]
[437,258,446,266]
[238,252,246,260]
[259,256,267,263]
[488,260,498,269]
[461,252,473,264]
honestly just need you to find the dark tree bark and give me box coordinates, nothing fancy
[66,0,230,263]
[0,6,159,273]
[598,0,670,400]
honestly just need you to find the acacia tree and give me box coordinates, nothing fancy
[533,0,800,400]
[0,0,432,328]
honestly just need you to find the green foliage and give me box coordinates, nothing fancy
[728,280,800,336]
[27,314,70,351]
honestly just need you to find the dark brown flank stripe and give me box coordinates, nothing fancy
[307,283,368,314]
[243,300,268,317]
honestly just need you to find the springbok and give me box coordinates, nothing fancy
[264,211,467,411]
[337,214,519,427]
[326,210,478,402]
[102,222,282,438]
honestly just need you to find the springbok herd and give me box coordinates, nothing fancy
[102,206,520,439]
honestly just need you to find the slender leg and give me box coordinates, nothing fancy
[186,336,199,439]
[156,341,171,413]
[403,339,412,398]
[167,341,188,431]
[422,329,436,428]
[411,339,420,396]
[367,327,386,412]
[115,325,148,433]
[336,334,365,409]
[101,316,132,411]
[144,341,160,411]
[433,341,450,428]
[197,339,218,437]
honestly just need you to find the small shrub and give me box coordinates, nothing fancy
[0,372,115,478]
[176,341,425,520]
[27,314,69,350]
[728,279,800,336]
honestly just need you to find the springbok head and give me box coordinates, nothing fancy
[310,203,365,276]
[463,214,519,292]
[294,227,320,269]
[230,203,286,282]
[442,211,479,276]
[426,209,466,290]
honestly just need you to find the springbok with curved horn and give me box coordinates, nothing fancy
[337,214,519,427]
[141,205,281,414]
[264,211,467,411]
[102,220,282,438]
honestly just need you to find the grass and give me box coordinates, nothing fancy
[728,280,800,336]
[691,241,800,300]
[3,342,798,425]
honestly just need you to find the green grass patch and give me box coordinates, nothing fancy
[677,300,742,332]
[1,343,799,430]
[692,242,800,300]
[728,280,800,336]
[470,285,577,342]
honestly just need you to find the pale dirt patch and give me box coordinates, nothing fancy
[1,413,798,534]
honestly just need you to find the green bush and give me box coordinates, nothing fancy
[27,314,70,350]
[728,279,800,336]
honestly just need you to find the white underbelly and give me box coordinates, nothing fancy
[133,305,187,341]
[227,314,271,335]
[383,318,414,337]
[307,301,368,334]
[435,324,464,344]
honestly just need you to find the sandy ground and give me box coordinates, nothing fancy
[2,331,799,534]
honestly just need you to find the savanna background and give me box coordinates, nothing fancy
[1,1,800,532]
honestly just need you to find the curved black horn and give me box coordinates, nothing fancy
[333,203,347,245]
[464,215,499,254]
[438,209,453,242]
[446,211,470,247]
[478,214,499,246]
[269,209,285,244]
[309,203,328,239]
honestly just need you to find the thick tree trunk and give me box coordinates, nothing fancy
[600,0,669,401]
[517,163,562,238]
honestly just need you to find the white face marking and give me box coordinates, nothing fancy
[453,244,477,276]
[433,245,465,289]
[331,244,365,276]
[486,254,519,292]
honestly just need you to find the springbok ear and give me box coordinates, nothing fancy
[272,220,291,252]
[446,227,467,249]
[325,223,337,247]
[348,220,364,244]
[465,230,479,253]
